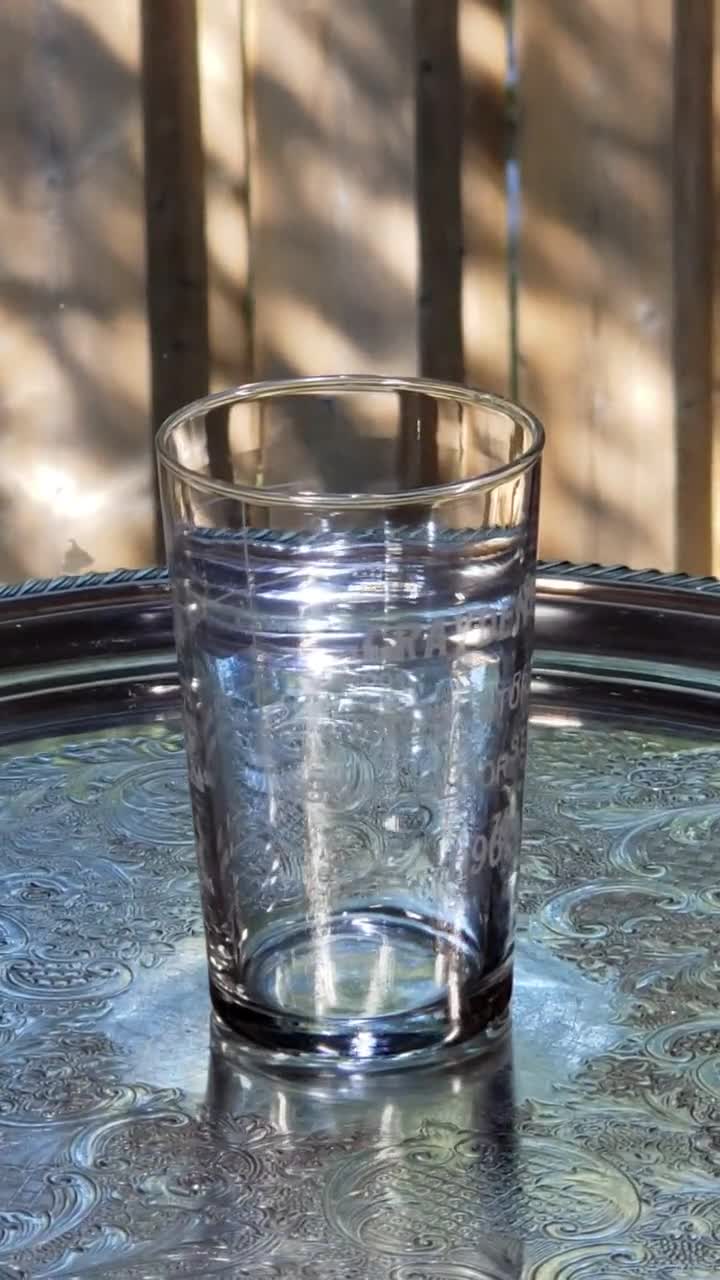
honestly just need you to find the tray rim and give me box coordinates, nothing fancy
[3,558,720,604]
[0,561,719,695]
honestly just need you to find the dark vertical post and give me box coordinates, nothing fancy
[414,0,465,384]
[403,2,465,492]
[673,0,714,573]
[141,0,215,555]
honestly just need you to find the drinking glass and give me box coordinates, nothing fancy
[156,376,544,1070]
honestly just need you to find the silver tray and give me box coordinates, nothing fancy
[0,562,719,1279]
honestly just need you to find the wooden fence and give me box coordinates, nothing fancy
[1,0,716,580]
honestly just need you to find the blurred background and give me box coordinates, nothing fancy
[0,0,716,581]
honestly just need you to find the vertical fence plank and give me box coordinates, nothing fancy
[673,0,714,575]
[141,0,210,547]
[414,0,464,383]
[0,0,151,579]
[246,0,418,379]
[460,0,512,396]
[517,0,677,571]
[713,0,720,576]
[197,0,252,392]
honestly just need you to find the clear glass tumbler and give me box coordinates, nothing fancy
[157,376,544,1070]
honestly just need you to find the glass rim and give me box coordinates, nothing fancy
[156,374,545,510]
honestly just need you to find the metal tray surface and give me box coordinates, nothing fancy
[0,563,718,1278]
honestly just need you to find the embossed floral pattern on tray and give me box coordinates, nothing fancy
[0,715,718,1278]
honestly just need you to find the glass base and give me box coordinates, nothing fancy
[208,912,513,1074]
